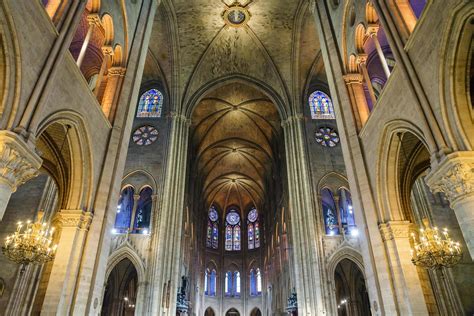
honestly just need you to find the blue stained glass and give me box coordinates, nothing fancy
[137,89,163,118]
[309,91,335,119]
[210,270,216,296]
[114,187,134,233]
[250,269,257,296]
[321,188,340,235]
[212,222,218,249]
[134,187,152,232]
[207,205,219,249]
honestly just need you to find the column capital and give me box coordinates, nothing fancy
[53,210,93,230]
[281,114,305,128]
[170,112,191,126]
[425,151,474,207]
[366,24,379,37]
[0,131,42,192]
[107,66,127,77]
[356,54,368,65]
[87,13,101,27]
[379,221,412,242]
[101,45,114,56]
[343,73,364,84]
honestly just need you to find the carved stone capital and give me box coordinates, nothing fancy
[0,131,42,192]
[107,67,126,77]
[366,24,379,37]
[170,112,191,126]
[102,45,114,56]
[425,152,474,207]
[54,210,93,230]
[379,221,411,242]
[343,73,364,84]
[356,54,368,65]
[281,114,305,128]
[87,13,101,27]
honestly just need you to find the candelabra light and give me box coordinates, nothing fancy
[2,219,57,265]
[410,219,462,270]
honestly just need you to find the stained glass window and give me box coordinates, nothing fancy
[315,127,340,147]
[309,91,335,119]
[210,270,216,296]
[248,207,260,250]
[225,209,241,251]
[234,271,241,296]
[321,188,340,235]
[338,188,356,235]
[114,187,134,233]
[137,89,163,118]
[207,205,219,249]
[225,271,232,296]
[132,125,159,146]
[204,269,209,295]
[133,187,152,233]
[250,268,262,296]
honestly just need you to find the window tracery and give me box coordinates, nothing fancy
[225,209,241,251]
[137,89,163,118]
[206,205,219,249]
[247,207,260,249]
[309,91,335,119]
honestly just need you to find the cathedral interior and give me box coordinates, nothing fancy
[0,0,473,315]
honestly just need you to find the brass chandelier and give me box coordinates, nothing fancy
[2,219,57,265]
[410,219,462,270]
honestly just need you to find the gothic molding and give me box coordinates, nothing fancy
[53,210,93,230]
[343,73,364,84]
[0,131,42,191]
[425,152,474,207]
[281,114,305,128]
[379,221,411,242]
[107,67,127,77]
[170,112,191,126]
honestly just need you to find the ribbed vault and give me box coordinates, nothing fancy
[191,83,281,217]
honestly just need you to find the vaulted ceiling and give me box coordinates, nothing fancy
[191,83,280,216]
[145,0,323,112]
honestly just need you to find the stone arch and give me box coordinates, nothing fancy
[317,171,349,193]
[185,75,289,121]
[327,246,365,278]
[105,245,146,284]
[365,2,378,24]
[122,169,158,193]
[354,24,366,54]
[377,120,432,222]
[250,307,262,316]
[101,13,114,46]
[0,1,21,129]
[112,44,123,67]
[204,307,216,316]
[225,307,241,316]
[35,111,93,211]
[439,4,474,151]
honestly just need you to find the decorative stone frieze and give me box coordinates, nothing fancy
[0,131,42,219]
[54,210,93,230]
[379,221,411,242]
[343,73,364,84]
[107,67,127,77]
[425,152,474,207]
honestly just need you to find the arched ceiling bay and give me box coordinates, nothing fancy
[191,83,281,216]
[150,0,323,111]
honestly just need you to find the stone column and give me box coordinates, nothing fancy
[357,54,378,107]
[76,13,100,68]
[0,131,42,220]
[94,46,114,99]
[425,152,474,259]
[41,210,93,315]
[148,113,190,315]
[343,73,370,130]
[129,194,141,232]
[367,25,391,79]
[281,115,326,315]
[379,221,429,315]
[101,67,127,121]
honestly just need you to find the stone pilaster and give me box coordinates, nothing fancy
[281,114,326,315]
[425,151,474,259]
[101,66,126,121]
[148,113,190,315]
[0,131,42,220]
[41,210,93,315]
[343,73,370,130]
[379,221,429,315]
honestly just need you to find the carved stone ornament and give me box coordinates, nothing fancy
[379,221,411,242]
[54,210,93,230]
[425,152,474,207]
[0,131,42,192]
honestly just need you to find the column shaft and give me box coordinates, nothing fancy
[370,33,391,79]
[76,23,94,68]
[41,210,92,315]
[282,116,326,314]
[148,114,189,315]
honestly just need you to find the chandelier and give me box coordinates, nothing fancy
[410,219,462,270]
[2,219,57,265]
